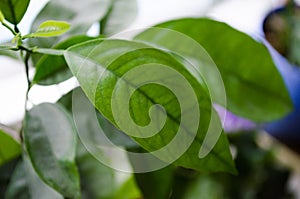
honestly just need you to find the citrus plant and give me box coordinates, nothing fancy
[0,0,294,198]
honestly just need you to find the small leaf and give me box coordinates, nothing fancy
[0,0,30,25]
[0,128,21,166]
[26,20,70,38]
[0,10,5,23]
[24,103,80,198]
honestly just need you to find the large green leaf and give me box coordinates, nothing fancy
[29,0,111,50]
[0,0,30,25]
[100,0,137,35]
[24,103,80,198]
[33,36,94,85]
[135,18,292,122]
[64,39,236,173]
[57,88,138,148]
[0,128,21,166]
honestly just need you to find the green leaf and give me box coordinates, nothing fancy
[24,103,80,198]
[0,10,5,23]
[0,0,30,24]
[133,164,175,199]
[5,161,30,199]
[76,140,116,199]
[135,18,292,122]
[33,36,94,85]
[0,128,21,166]
[5,156,63,199]
[0,158,19,198]
[64,39,236,173]
[26,20,70,38]
[112,176,142,199]
[100,0,137,35]
[57,87,138,148]
[29,0,111,50]
[182,175,223,199]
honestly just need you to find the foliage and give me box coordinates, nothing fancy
[0,0,295,198]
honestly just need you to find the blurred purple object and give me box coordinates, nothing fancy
[214,104,256,133]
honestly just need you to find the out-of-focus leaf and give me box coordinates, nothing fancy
[112,176,141,199]
[5,161,30,199]
[0,9,4,22]
[65,39,236,173]
[0,128,21,166]
[5,156,63,199]
[29,0,111,50]
[24,103,80,198]
[77,140,116,199]
[133,164,175,199]
[0,158,19,198]
[100,0,137,35]
[26,20,70,38]
[182,175,223,199]
[33,35,94,85]
[0,0,30,24]
[135,18,292,122]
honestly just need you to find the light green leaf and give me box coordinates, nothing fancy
[0,128,21,166]
[64,39,236,173]
[24,103,80,198]
[33,36,94,85]
[0,0,30,24]
[0,10,5,23]
[29,0,111,50]
[135,18,292,122]
[112,176,142,199]
[26,20,70,38]
[100,0,137,35]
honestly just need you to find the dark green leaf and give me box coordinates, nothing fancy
[133,164,175,199]
[76,140,116,199]
[0,0,30,24]
[0,158,19,198]
[33,36,94,85]
[24,103,80,198]
[100,0,137,35]
[5,161,30,199]
[26,20,70,38]
[65,39,236,173]
[0,128,21,166]
[135,18,292,122]
[5,155,63,199]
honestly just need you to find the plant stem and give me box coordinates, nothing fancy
[1,22,17,35]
